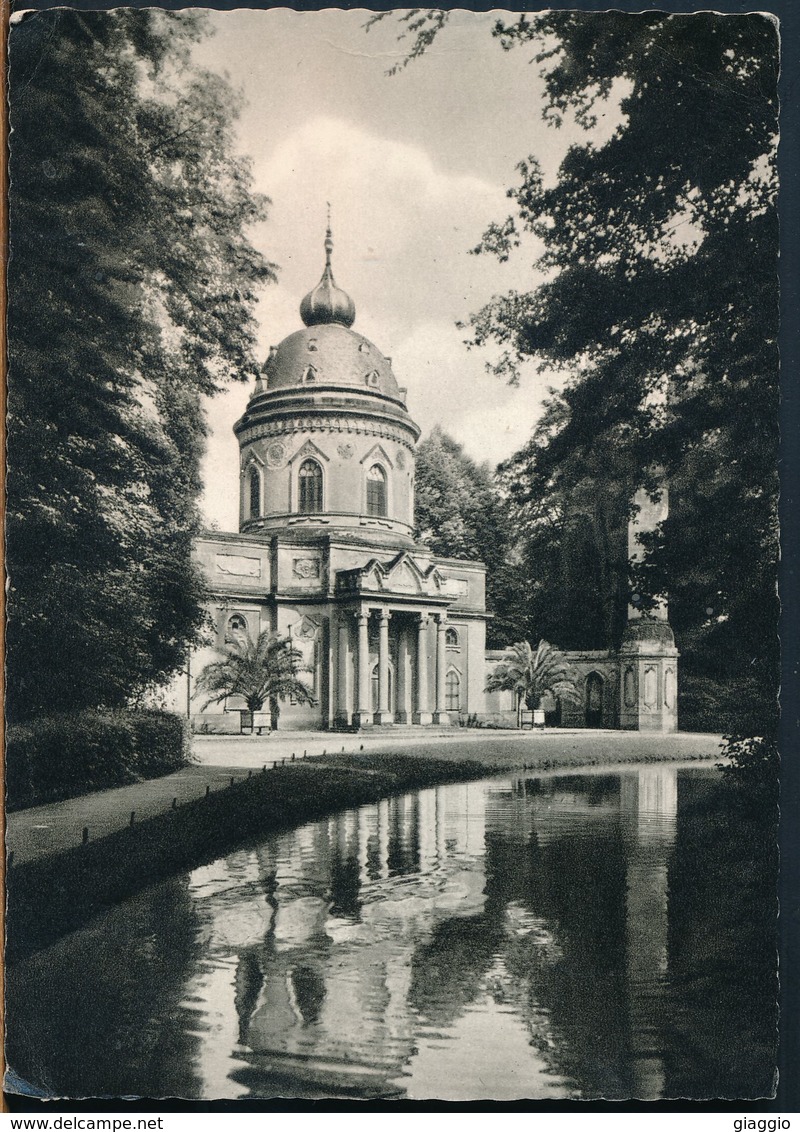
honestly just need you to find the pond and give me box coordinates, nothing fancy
[6,763,777,1101]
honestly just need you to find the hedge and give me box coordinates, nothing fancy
[6,709,190,811]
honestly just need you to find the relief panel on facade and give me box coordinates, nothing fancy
[265,440,288,468]
[215,553,262,578]
[292,557,321,580]
[643,665,658,709]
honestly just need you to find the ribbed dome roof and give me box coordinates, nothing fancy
[299,222,356,328]
[264,323,401,399]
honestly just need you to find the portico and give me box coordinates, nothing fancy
[336,603,452,729]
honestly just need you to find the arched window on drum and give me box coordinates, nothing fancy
[247,466,261,519]
[366,464,387,517]
[298,459,323,514]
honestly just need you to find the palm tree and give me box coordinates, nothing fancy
[485,640,580,729]
[194,630,316,730]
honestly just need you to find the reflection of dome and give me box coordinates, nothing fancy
[264,324,402,400]
[300,223,356,329]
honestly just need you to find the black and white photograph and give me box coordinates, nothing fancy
[3,2,787,1107]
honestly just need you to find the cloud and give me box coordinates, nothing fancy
[392,319,550,467]
[248,116,529,344]
[202,116,542,529]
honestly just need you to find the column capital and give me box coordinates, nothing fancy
[418,613,430,627]
[379,608,392,623]
[437,612,448,628]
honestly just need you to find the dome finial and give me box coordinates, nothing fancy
[325,202,333,266]
[300,208,356,329]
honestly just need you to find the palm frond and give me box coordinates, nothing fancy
[194,629,317,714]
[485,638,579,709]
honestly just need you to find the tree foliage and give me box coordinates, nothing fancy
[7,10,276,721]
[379,11,780,735]
[414,426,522,648]
[195,631,316,724]
[485,639,579,728]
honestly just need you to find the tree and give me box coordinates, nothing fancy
[485,640,579,729]
[496,400,636,653]
[6,10,276,721]
[414,426,522,647]
[194,631,316,730]
[375,11,780,736]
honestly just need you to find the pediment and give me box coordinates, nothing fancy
[361,565,384,591]
[335,553,451,597]
[380,552,445,594]
[387,560,420,592]
[288,438,330,465]
[360,442,394,469]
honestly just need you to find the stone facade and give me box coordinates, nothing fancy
[175,225,489,731]
[170,224,678,733]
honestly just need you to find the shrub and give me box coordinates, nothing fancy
[6,709,189,810]
[128,710,190,778]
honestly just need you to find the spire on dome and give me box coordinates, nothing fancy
[300,208,356,328]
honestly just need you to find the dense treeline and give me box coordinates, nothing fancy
[414,427,521,649]
[7,11,275,722]
[396,11,779,737]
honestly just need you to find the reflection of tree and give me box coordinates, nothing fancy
[329,848,362,919]
[16,771,773,1101]
[405,781,632,1098]
[664,774,777,1098]
[408,771,667,1097]
[489,824,632,1098]
[7,879,202,1098]
[235,948,265,1045]
[290,964,327,1025]
[408,916,506,1027]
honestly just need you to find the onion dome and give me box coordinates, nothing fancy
[300,219,356,329]
[262,323,402,398]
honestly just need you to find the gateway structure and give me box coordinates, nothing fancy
[185,226,488,731]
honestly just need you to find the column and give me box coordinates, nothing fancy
[375,608,393,725]
[353,607,372,729]
[433,613,450,725]
[413,614,432,725]
[334,618,350,728]
[619,478,679,732]
[396,621,412,723]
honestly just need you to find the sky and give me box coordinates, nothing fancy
[190,10,621,530]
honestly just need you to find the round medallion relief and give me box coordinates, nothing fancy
[338,442,354,460]
[396,450,406,470]
[265,440,287,468]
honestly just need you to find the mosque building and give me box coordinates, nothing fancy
[179,225,678,733]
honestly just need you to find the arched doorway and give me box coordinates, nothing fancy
[585,672,604,728]
[371,662,394,714]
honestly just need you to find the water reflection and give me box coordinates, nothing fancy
[6,765,775,1101]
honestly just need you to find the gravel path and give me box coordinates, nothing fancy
[7,729,723,867]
